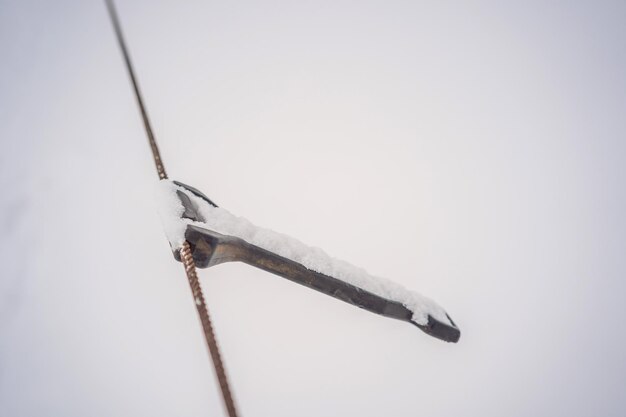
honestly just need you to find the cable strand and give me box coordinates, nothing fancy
[105,0,167,180]
[104,2,239,416]
[180,242,239,417]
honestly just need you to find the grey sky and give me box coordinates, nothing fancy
[1,1,625,416]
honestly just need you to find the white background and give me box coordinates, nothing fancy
[1,1,625,416]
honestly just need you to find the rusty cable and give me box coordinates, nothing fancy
[104,1,239,415]
[180,242,239,417]
[105,0,167,180]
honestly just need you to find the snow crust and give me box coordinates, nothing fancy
[156,180,452,326]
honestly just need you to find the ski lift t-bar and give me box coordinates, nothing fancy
[107,0,459,410]
[165,181,461,343]
[105,4,460,414]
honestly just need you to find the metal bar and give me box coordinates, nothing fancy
[182,225,460,343]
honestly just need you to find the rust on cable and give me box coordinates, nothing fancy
[104,1,239,415]
[180,242,239,417]
[105,0,168,180]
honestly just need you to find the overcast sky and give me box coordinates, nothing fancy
[1,1,625,416]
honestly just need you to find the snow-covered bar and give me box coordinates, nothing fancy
[157,180,460,343]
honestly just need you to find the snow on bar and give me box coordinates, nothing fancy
[156,180,452,327]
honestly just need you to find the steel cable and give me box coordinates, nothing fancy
[180,242,239,417]
[104,1,239,415]
[105,0,167,180]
